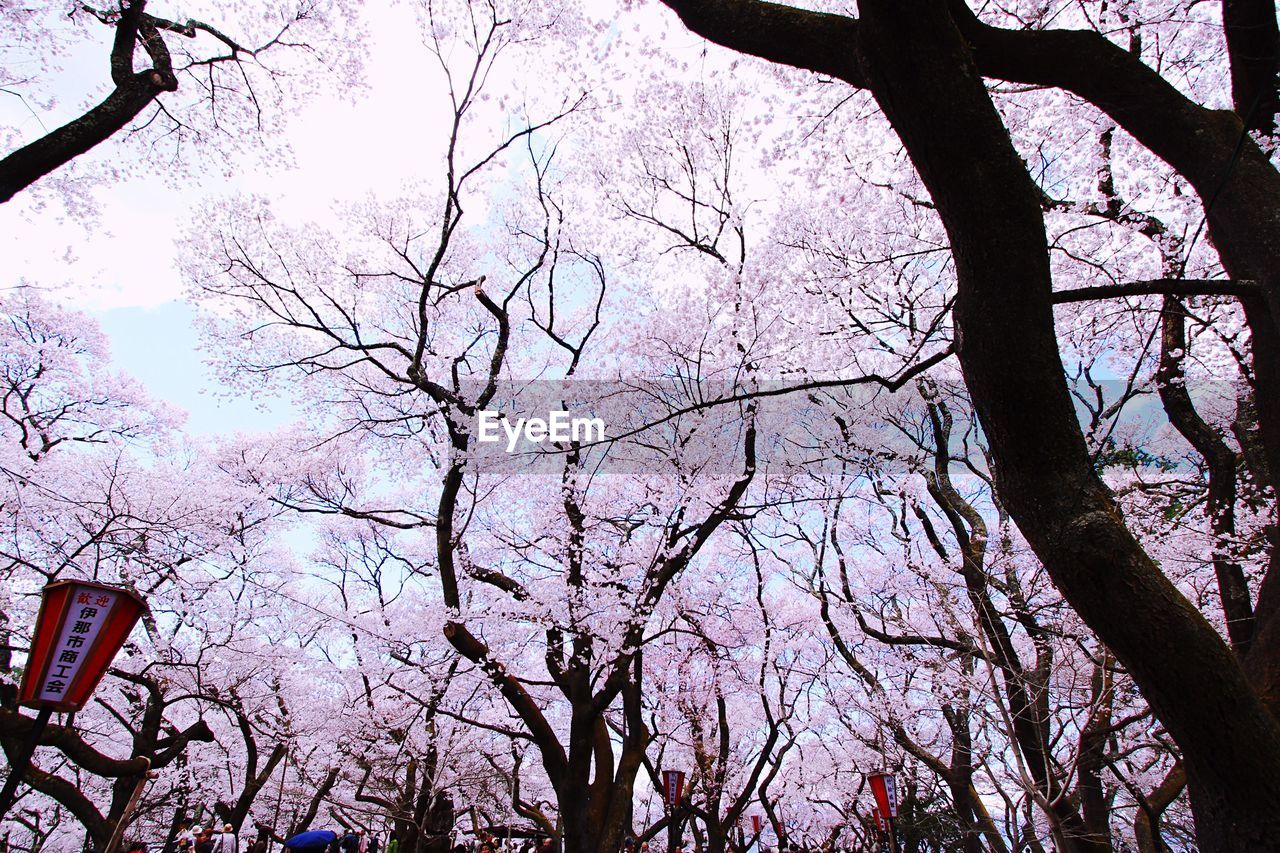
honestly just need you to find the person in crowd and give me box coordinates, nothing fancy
[385,831,400,853]
[196,829,216,853]
[246,826,269,853]
[176,821,197,849]
[126,843,149,852]
[212,823,237,853]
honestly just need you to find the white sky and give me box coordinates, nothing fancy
[0,0,732,434]
[0,0,463,431]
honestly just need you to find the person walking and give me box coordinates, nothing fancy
[213,824,238,853]
[176,821,197,851]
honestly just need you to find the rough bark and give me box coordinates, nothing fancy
[1223,0,1280,134]
[953,0,1280,744]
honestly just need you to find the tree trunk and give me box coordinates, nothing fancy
[1134,762,1186,853]
[947,6,1280,721]
[420,791,454,853]
[555,712,645,853]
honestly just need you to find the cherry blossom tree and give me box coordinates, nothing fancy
[651,0,1280,846]
[7,1,1278,851]
[0,291,313,849]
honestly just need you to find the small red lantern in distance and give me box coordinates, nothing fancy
[868,772,898,820]
[17,580,146,713]
[662,770,686,808]
[751,815,762,835]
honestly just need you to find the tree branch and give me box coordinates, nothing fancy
[1052,279,1259,304]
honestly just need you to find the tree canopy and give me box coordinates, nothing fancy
[2,1,1277,851]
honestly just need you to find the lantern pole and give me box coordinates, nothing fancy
[103,759,153,853]
[0,706,54,819]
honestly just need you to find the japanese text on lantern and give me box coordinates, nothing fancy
[37,588,118,702]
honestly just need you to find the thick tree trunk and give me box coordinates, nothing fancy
[851,2,1280,848]
[1223,0,1280,134]
[420,791,454,853]
[656,0,1280,762]
[949,12,1280,714]
[953,4,1280,497]
[556,713,644,853]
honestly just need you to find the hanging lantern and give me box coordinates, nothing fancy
[662,769,686,808]
[868,772,898,819]
[17,579,147,712]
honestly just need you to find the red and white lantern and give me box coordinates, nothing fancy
[17,579,147,713]
[868,772,898,820]
[662,770,686,808]
[750,815,763,835]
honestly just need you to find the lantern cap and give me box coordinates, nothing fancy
[41,578,147,607]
